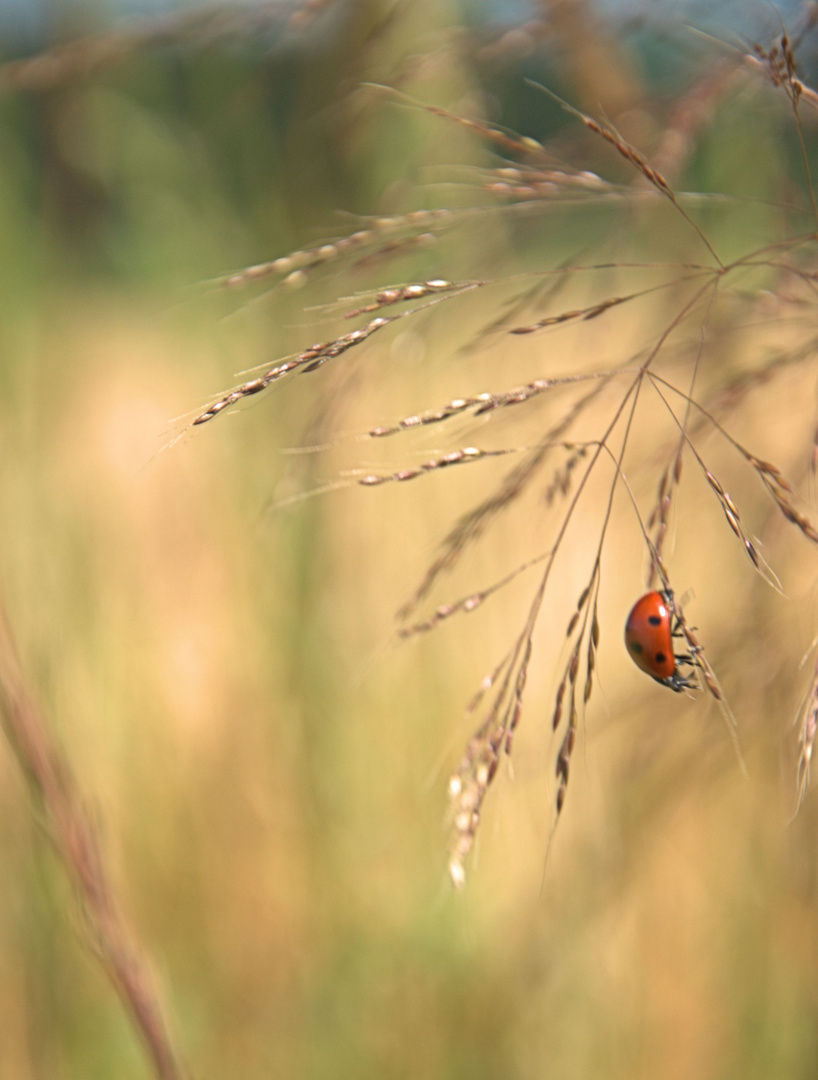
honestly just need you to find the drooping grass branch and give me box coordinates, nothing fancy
[185,12,818,881]
[0,604,190,1080]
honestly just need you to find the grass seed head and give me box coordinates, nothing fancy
[552,679,567,731]
[568,649,580,685]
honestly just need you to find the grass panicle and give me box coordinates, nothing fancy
[196,22,818,880]
[12,5,818,1078]
[88,10,818,891]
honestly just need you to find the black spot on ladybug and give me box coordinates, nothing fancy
[655,652,667,664]
[629,642,643,655]
[648,615,662,626]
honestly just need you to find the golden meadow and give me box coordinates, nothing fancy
[1,3,817,1077]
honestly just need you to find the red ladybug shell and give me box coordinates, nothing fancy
[624,591,676,682]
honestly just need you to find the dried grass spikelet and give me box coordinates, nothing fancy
[367,84,551,165]
[508,294,629,335]
[193,278,483,428]
[352,232,440,272]
[193,315,393,425]
[751,456,818,545]
[526,79,724,269]
[554,707,577,815]
[748,29,818,222]
[750,30,818,107]
[702,468,766,573]
[666,592,746,774]
[565,105,674,196]
[646,450,683,590]
[398,379,610,621]
[218,210,454,292]
[543,444,589,507]
[585,605,600,705]
[343,278,464,318]
[549,584,597,823]
[448,604,546,886]
[649,371,818,557]
[357,445,521,488]
[369,373,612,439]
[447,673,511,888]
[552,644,581,817]
[483,164,610,201]
[706,422,818,554]
[504,265,713,338]
[398,551,549,639]
[505,642,532,755]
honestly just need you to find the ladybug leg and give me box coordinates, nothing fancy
[665,667,700,692]
[674,646,703,683]
[663,671,696,693]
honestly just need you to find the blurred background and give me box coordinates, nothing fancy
[1,1,818,1077]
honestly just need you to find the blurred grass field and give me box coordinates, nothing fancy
[1,2,818,1078]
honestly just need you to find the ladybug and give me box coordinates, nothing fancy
[624,590,695,693]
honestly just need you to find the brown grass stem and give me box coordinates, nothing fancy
[0,604,190,1080]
